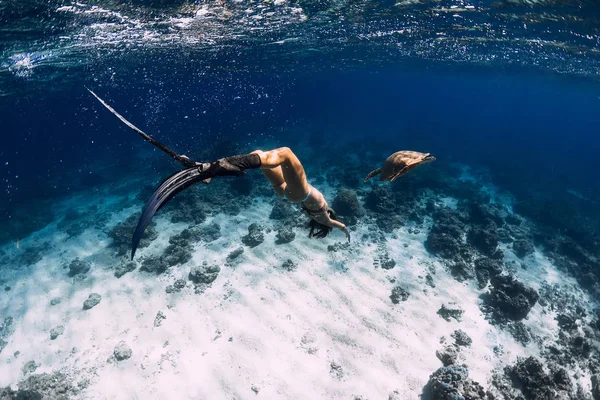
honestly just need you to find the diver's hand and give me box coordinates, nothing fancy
[322,217,350,242]
[340,226,350,243]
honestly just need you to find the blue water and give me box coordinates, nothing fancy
[2,69,599,227]
[1,0,600,398]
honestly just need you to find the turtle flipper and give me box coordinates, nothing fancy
[389,166,411,182]
[364,168,382,182]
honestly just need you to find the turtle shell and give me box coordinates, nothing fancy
[380,151,435,182]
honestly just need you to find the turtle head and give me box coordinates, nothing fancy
[422,154,436,163]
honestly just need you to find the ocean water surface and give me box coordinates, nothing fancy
[1,0,600,399]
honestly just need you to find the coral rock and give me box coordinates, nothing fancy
[423,366,486,400]
[242,223,264,247]
[390,286,410,304]
[82,293,102,310]
[332,189,362,217]
[113,341,132,361]
[189,264,221,284]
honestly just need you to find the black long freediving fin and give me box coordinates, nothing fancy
[87,88,197,168]
[86,88,219,259]
[131,166,213,259]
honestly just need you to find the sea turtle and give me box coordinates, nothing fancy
[364,151,435,182]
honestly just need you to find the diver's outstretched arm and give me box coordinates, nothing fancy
[310,212,350,242]
[331,220,351,242]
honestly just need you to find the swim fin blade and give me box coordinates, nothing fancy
[131,166,211,260]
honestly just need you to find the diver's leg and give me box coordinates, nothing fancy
[198,152,262,178]
[250,150,287,197]
[262,167,287,197]
[204,148,305,200]
[252,147,309,202]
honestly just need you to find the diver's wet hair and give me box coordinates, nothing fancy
[307,209,337,239]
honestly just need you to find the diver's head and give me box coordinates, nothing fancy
[307,209,337,239]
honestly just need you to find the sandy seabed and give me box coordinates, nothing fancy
[0,168,595,400]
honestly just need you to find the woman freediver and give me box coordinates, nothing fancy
[87,89,350,260]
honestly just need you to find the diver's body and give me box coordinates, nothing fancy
[191,147,350,242]
[253,148,349,241]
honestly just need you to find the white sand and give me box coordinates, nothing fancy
[0,177,593,399]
